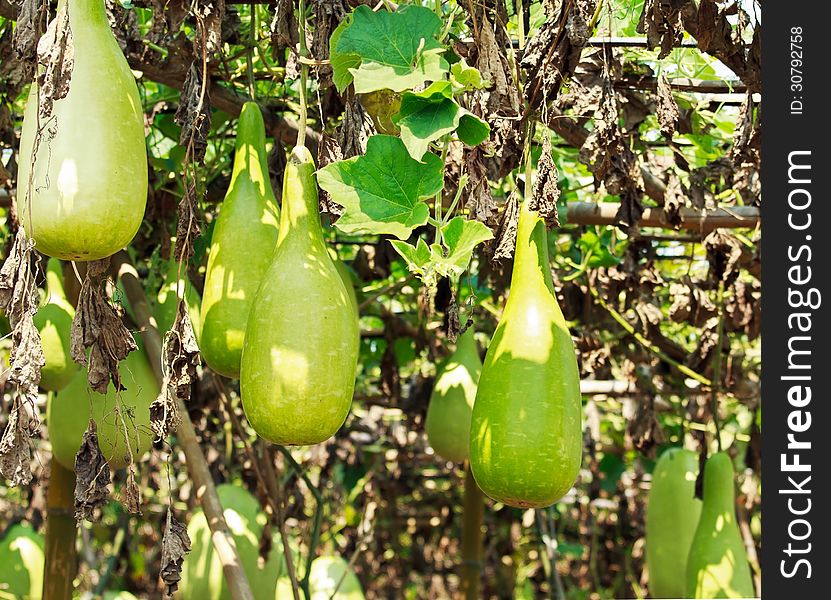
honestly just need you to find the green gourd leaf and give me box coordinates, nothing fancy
[330,5,448,94]
[317,135,443,240]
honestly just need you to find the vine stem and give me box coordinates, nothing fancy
[276,446,324,600]
[460,465,484,600]
[247,2,257,99]
[297,0,309,148]
[710,281,726,451]
[587,283,713,387]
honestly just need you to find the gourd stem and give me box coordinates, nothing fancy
[297,0,309,148]
[43,459,77,600]
[247,2,256,99]
[460,465,484,600]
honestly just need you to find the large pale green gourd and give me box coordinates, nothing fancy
[155,257,203,343]
[34,258,79,391]
[241,146,359,446]
[200,102,280,378]
[47,338,159,470]
[645,447,702,598]
[0,524,44,600]
[178,484,290,600]
[16,0,147,260]
[469,198,582,508]
[425,329,482,463]
[686,452,755,599]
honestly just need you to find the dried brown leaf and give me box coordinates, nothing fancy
[121,466,142,515]
[74,419,111,522]
[71,260,138,394]
[0,399,33,487]
[160,509,191,595]
[704,230,742,286]
[12,0,43,74]
[627,396,664,457]
[175,181,201,264]
[271,0,299,50]
[193,0,225,56]
[175,62,212,164]
[663,171,686,229]
[37,3,74,120]
[318,134,344,216]
[656,73,679,137]
[529,135,561,229]
[463,148,497,224]
[490,191,520,264]
[338,92,375,159]
[151,305,199,440]
[637,0,685,59]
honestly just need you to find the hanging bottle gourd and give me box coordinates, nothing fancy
[200,102,280,378]
[469,196,582,508]
[425,329,482,463]
[47,337,159,470]
[645,447,702,598]
[34,258,78,391]
[686,452,755,599]
[16,0,147,261]
[240,146,359,446]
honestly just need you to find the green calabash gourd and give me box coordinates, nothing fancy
[16,0,147,261]
[425,329,482,463]
[155,257,203,343]
[201,102,280,378]
[179,484,293,600]
[686,452,755,599]
[0,524,45,600]
[645,447,702,598]
[47,338,159,470]
[469,197,582,508]
[34,258,79,391]
[240,146,359,446]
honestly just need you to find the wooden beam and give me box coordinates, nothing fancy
[565,202,760,231]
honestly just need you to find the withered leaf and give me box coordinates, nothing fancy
[463,147,497,224]
[529,135,561,229]
[193,0,225,57]
[271,0,299,50]
[0,231,44,399]
[74,419,111,522]
[318,134,344,216]
[37,3,74,120]
[637,0,685,59]
[614,188,644,231]
[490,191,520,265]
[704,229,742,286]
[337,92,375,159]
[656,73,679,137]
[175,181,201,264]
[71,260,137,394]
[663,171,686,229]
[160,509,191,595]
[444,289,461,343]
[12,0,43,73]
[121,466,142,515]
[151,305,199,441]
[311,0,349,85]
[627,396,664,457]
[0,399,33,487]
[175,62,212,164]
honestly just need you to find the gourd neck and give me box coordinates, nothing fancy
[703,452,736,516]
[453,328,478,361]
[511,196,555,296]
[59,0,107,20]
[230,102,275,201]
[44,258,67,302]
[277,146,324,249]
